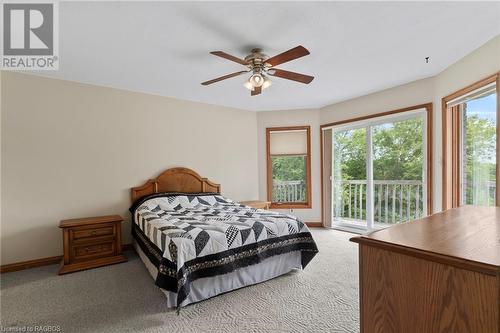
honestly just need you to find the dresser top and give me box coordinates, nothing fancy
[351,206,500,274]
[59,215,123,228]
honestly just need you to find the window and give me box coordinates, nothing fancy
[442,73,499,209]
[266,126,311,209]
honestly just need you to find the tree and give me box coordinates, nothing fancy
[333,119,423,182]
[271,156,306,181]
[372,119,423,180]
[333,129,366,180]
[463,114,496,204]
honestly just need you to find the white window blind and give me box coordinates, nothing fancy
[270,129,308,155]
[447,82,496,107]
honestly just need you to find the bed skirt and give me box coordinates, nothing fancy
[132,240,303,308]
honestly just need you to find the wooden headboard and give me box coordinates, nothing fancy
[131,167,221,203]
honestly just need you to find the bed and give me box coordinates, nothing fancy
[129,167,318,310]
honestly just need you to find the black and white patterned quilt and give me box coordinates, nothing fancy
[130,192,318,308]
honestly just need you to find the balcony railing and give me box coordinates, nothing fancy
[333,180,425,225]
[273,180,306,203]
[463,180,497,206]
[274,179,496,224]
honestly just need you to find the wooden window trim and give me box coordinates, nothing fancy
[320,103,433,225]
[266,126,312,209]
[441,72,500,210]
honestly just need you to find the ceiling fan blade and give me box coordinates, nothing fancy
[265,46,310,67]
[251,86,262,96]
[268,68,314,84]
[201,71,248,85]
[210,51,248,65]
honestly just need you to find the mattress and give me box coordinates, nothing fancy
[129,192,318,309]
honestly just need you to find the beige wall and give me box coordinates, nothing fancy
[320,78,435,123]
[1,72,259,265]
[435,35,500,99]
[257,109,321,222]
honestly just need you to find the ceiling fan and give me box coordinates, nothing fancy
[201,45,314,96]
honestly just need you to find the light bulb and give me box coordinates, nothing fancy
[243,81,254,90]
[250,74,264,87]
[262,77,272,89]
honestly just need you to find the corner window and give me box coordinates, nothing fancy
[442,74,498,209]
[266,126,311,209]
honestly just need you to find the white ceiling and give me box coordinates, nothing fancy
[34,1,500,111]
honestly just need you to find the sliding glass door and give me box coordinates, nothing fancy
[331,110,427,231]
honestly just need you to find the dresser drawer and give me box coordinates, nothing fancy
[71,224,115,241]
[72,241,115,261]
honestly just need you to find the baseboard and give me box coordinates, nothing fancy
[0,255,62,273]
[58,254,127,275]
[305,222,323,228]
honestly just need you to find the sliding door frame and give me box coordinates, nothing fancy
[320,103,433,227]
[441,72,500,210]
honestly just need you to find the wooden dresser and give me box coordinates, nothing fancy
[351,206,500,333]
[59,215,127,274]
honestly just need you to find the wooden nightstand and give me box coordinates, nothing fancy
[59,215,127,274]
[240,200,271,210]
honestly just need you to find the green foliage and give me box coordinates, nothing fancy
[333,119,424,222]
[373,119,423,180]
[271,155,307,202]
[333,119,423,181]
[463,114,496,205]
[333,129,366,180]
[464,114,496,164]
[332,113,497,211]
[271,155,306,181]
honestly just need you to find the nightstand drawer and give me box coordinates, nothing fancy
[72,241,115,261]
[72,225,115,240]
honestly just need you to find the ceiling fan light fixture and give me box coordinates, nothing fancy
[243,80,254,91]
[262,76,272,90]
[249,73,264,87]
[202,46,314,96]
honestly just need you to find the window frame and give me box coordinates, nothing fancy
[266,125,312,209]
[441,72,500,210]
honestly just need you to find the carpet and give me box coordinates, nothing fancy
[0,228,359,333]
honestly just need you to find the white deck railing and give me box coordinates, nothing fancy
[333,180,424,224]
[274,179,496,223]
[463,180,496,206]
[273,180,306,203]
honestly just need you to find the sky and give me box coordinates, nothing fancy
[467,92,497,122]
